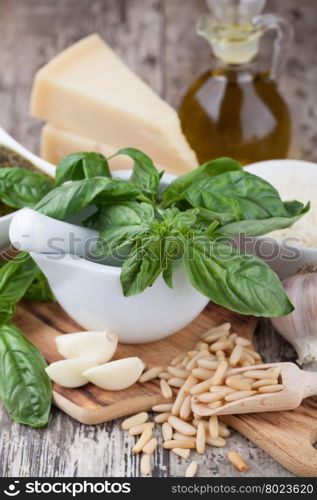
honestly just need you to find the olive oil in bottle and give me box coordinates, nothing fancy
[179,0,293,165]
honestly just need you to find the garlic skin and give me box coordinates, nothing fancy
[271,266,317,365]
[55,331,118,364]
[83,357,144,390]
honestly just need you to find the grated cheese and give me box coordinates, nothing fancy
[268,174,317,248]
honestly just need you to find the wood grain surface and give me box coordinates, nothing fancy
[0,0,317,477]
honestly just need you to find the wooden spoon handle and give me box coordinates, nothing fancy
[301,370,317,399]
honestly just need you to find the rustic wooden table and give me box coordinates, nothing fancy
[0,0,316,477]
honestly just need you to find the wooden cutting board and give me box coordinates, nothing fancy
[13,301,317,477]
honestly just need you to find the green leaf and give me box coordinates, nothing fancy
[35,177,141,220]
[0,254,39,322]
[183,236,294,317]
[0,168,53,209]
[185,170,308,235]
[160,158,242,207]
[0,323,51,427]
[24,270,56,302]
[162,262,173,288]
[120,237,163,296]
[94,201,155,256]
[55,152,111,186]
[112,148,160,201]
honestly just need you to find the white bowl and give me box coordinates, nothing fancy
[0,127,56,248]
[29,170,209,344]
[244,159,317,279]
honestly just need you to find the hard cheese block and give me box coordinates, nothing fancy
[42,124,170,173]
[31,34,198,174]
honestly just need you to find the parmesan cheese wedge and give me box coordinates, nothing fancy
[83,357,144,391]
[55,331,118,364]
[31,34,198,174]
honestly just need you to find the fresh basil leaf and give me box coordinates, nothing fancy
[0,253,39,322]
[120,237,163,296]
[160,158,242,207]
[162,262,173,288]
[185,170,308,234]
[112,148,160,201]
[94,202,155,256]
[183,236,294,317]
[24,270,55,302]
[35,178,141,220]
[55,152,111,186]
[0,168,53,209]
[0,323,51,427]
[219,203,310,236]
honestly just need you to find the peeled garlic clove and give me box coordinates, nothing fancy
[45,358,97,388]
[55,331,118,364]
[83,357,144,391]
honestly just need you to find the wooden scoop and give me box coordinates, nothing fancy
[192,362,317,417]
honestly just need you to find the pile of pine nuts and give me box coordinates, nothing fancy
[122,321,285,476]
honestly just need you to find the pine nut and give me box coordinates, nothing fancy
[181,356,190,367]
[229,344,243,366]
[139,366,163,383]
[179,394,192,420]
[172,448,190,459]
[152,403,173,412]
[197,359,219,370]
[225,390,257,402]
[241,353,255,365]
[140,454,152,475]
[196,391,227,403]
[211,360,228,386]
[182,375,199,393]
[192,367,215,380]
[185,352,206,371]
[243,347,261,360]
[168,377,185,388]
[132,426,153,453]
[171,354,184,366]
[226,376,252,391]
[160,379,173,399]
[196,422,205,454]
[251,378,278,389]
[129,422,154,435]
[122,412,148,430]
[167,366,189,378]
[142,438,158,455]
[198,342,209,351]
[154,412,171,423]
[258,384,284,393]
[172,388,186,416]
[228,450,248,471]
[162,422,173,442]
[191,418,208,430]
[235,337,251,346]
[163,440,196,450]
[243,369,278,379]
[228,333,238,341]
[206,436,227,447]
[210,385,236,394]
[208,416,219,438]
[190,377,214,395]
[172,432,196,443]
[207,401,222,409]
[219,423,230,437]
[168,416,197,436]
[158,371,172,380]
[185,460,198,477]
[210,340,233,352]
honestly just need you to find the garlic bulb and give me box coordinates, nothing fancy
[271,265,317,365]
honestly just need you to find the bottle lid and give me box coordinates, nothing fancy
[198,0,266,64]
